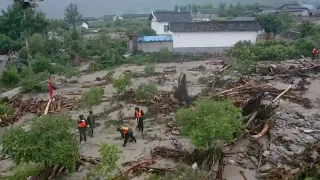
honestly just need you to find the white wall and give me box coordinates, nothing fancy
[171,31,259,48]
[151,18,170,35]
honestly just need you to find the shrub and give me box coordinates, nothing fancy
[144,64,156,76]
[1,164,42,180]
[1,114,79,170]
[20,71,49,93]
[155,48,173,63]
[136,83,157,101]
[32,54,55,74]
[19,47,29,60]
[86,143,120,179]
[113,74,132,95]
[0,102,13,116]
[0,65,20,87]
[176,99,243,149]
[77,87,104,108]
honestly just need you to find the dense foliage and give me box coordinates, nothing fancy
[229,39,316,62]
[1,115,80,170]
[176,99,243,149]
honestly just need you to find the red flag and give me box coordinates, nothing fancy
[48,75,53,100]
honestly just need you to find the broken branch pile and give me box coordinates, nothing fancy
[82,75,114,88]
[120,89,180,115]
[151,146,193,164]
[251,59,320,78]
[0,95,74,127]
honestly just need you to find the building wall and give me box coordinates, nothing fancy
[172,31,259,48]
[292,10,309,16]
[138,41,173,52]
[151,18,170,35]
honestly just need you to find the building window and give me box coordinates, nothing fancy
[164,25,169,32]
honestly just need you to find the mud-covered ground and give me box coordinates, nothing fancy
[1,58,320,180]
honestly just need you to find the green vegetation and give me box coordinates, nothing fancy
[1,164,42,180]
[136,83,158,101]
[144,64,156,76]
[77,87,104,108]
[1,114,79,171]
[0,101,13,116]
[86,143,120,179]
[176,99,243,149]
[113,74,132,95]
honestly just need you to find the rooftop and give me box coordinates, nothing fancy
[169,20,263,32]
[136,35,173,42]
[232,17,256,21]
[198,8,220,14]
[148,11,193,22]
[279,4,309,11]
[253,6,276,11]
[122,14,149,18]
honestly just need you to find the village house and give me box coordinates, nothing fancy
[251,6,278,15]
[196,9,220,20]
[278,4,312,16]
[148,11,192,35]
[121,14,149,19]
[168,20,263,53]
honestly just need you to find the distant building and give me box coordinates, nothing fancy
[251,6,278,15]
[169,20,264,53]
[278,4,312,16]
[103,15,116,20]
[121,14,149,19]
[196,9,219,20]
[148,11,192,35]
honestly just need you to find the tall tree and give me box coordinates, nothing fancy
[174,5,179,12]
[64,3,81,30]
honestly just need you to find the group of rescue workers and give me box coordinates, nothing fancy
[77,106,144,147]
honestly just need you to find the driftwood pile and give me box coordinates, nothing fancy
[0,95,74,127]
[251,59,320,78]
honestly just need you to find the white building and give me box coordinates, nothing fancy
[148,11,192,35]
[169,20,264,53]
[279,4,312,16]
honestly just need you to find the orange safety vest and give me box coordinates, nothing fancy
[312,48,317,54]
[78,119,86,128]
[121,127,129,134]
[135,109,142,118]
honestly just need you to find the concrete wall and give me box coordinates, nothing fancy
[171,31,259,48]
[138,41,173,52]
[151,18,171,35]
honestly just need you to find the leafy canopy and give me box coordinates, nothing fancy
[1,114,80,170]
[176,99,243,149]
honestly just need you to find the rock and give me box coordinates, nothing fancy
[77,165,85,172]
[263,151,271,157]
[303,129,315,133]
[259,163,272,173]
[249,156,258,165]
[171,130,180,135]
[282,136,292,142]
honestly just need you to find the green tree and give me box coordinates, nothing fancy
[113,74,132,95]
[64,3,82,30]
[77,87,103,108]
[138,27,156,36]
[174,5,179,12]
[29,33,46,56]
[297,21,315,38]
[0,65,20,87]
[176,98,243,148]
[86,143,120,179]
[0,34,13,54]
[257,14,293,36]
[1,114,80,170]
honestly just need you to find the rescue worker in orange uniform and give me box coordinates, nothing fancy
[78,115,87,143]
[134,106,144,133]
[117,127,137,147]
[312,48,318,60]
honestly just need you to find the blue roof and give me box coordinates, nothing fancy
[137,35,172,42]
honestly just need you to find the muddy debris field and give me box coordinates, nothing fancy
[1,58,320,180]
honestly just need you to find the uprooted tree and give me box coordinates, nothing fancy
[1,114,80,179]
[175,98,243,178]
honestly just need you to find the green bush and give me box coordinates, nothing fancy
[1,164,42,180]
[20,71,49,93]
[18,47,29,60]
[229,39,312,61]
[144,64,156,76]
[32,54,55,74]
[1,114,79,170]
[113,74,132,95]
[0,101,13,116]
[77,87,104,108]
[136,83,157,101]
[0,65,20,87]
